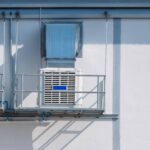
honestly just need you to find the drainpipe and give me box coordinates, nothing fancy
[103,11,109,112]
[1,12,6,110]
[8,12,14,109]
[14,11,20,110]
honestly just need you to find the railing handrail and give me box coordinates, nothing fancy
[15,73,106,77]
[14,73,106,111]
[15,90,105,94]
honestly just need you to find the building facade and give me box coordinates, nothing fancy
[0,0,150,150]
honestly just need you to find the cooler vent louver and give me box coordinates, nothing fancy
[42,69,76,105]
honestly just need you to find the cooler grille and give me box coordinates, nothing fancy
[43,71,75,104]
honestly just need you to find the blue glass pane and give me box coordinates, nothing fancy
[46,24,77,59]
[53,85,67,91]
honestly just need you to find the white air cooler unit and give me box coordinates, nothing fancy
[40,68,82,106]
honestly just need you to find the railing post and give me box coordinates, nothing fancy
[1,74,3,108]
[21,74,23,108]
[39,74,42,109]
[103,76,106,111]
[14,75,17,109]
[97,76,100,110]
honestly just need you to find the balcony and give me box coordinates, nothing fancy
[14,73,106,117]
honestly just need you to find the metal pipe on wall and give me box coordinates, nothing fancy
[2,12,5,110]
[9,12,15,109]
[14,12,20,109]
[14,12,20,76]
[0,114,119,121]
[0,9,150,19]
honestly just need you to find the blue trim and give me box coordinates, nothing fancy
[1,1,150,8]
[53,85,67,91]
[45,22,82,59]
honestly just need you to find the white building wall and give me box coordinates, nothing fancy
[6,19,114,111]
[0,120,113,150]
[120,19,150,150]
[0,19,114,150]
[0,17,149,150]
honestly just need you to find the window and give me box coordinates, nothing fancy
[45,23,82,59]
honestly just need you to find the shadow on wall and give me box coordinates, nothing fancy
[0,122,48,150]
[0,118,114,150]
[0,120,95,150]
[32,119,94,150]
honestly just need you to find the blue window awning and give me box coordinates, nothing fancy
[46,23,80,59]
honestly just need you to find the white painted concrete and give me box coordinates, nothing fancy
[2,19,113,111]
[0,18,150,150]
[120,19,150,150]
[0,120,113,150]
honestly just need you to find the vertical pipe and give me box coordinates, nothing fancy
[113,18,121,150]
[103,11,109,112]
[104,11,108,75]
[39,7,42,69]
[14,19,19,77]
[2,15,6,109]
[38,8,42,109]
[9,12,14,109]
[14,14,19,109]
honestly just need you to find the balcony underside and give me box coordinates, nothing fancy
[0,108,104,118]
[0,110,118,121]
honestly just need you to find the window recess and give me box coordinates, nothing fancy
[42,22,82,60]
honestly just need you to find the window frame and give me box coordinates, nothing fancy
[41,21,83,60]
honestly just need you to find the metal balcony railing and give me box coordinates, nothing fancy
[14,74,106,113]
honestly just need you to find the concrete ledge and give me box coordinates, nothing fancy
[0,109,118,121]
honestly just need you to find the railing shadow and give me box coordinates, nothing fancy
[32,119,94,150]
